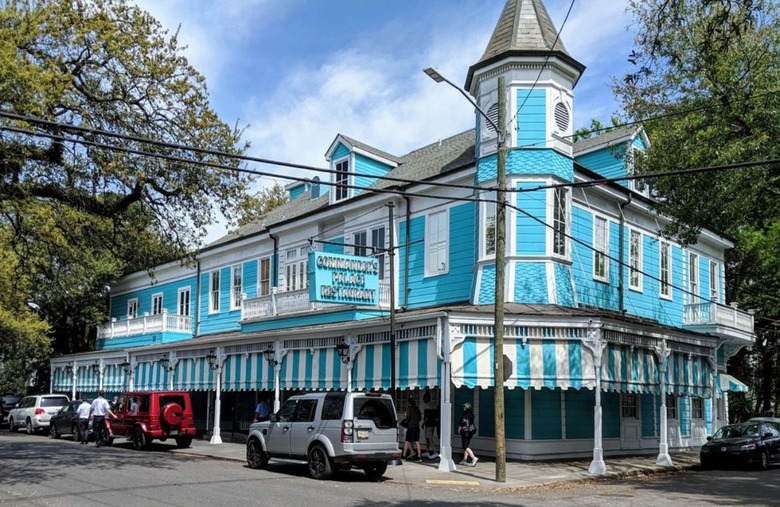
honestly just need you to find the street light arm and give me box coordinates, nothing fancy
[423,67,500,135]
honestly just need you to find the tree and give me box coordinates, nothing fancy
[0,0,259,378]
[615,0,780,416]
[238,182,289,227]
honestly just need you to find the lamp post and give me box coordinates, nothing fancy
[424,67,508,482]
[264,342,285,412]
[336,337,358,392]
[206,348,225,444]
[68,363,77,400]
[120,358,134,391]
[91,359,104,392]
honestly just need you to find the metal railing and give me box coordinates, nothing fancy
[97,310,193,340]
[242,282,391,321]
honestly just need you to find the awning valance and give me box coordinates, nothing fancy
[717,373,748,394]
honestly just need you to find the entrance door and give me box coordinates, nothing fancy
[620,393,641,449]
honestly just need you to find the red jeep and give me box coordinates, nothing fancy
[111,391,196,450]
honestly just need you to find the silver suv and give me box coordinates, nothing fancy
[246,391,401,480]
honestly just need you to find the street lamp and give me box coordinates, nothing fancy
[160,356,170,370]
[424,66,508,482]
[206,350,218,370]
[336,340,351,364]
[120,360,132,375]
[263,344,277,365]
[91,360,101,376]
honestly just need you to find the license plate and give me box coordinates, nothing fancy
[169,430,179,436]
[357,430,369,439]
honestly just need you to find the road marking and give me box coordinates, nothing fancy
[426,479,481,486]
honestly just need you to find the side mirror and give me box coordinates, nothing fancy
[706,436,712,441]
[269,413,278,423]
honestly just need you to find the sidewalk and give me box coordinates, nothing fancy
[171,438,700,490]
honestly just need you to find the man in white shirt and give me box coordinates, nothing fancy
[76,398,91,444]
[90,390,116,447]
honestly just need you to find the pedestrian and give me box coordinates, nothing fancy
[402,397,423,461]
[254,396,271,422]
[90,390,117,447]
[76,398,91,444]
[129,396,139,414]
[458,402,478,466]
[422,391,439,459]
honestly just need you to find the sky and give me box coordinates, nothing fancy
[131,0,636,239]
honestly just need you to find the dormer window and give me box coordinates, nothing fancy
[334,158,350,201]
[627,145,649,196]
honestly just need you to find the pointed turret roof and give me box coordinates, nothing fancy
[465,0,585,91]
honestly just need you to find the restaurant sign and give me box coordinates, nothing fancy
[308,251,379,306]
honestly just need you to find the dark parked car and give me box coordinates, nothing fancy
[49,400,87,440]
[1,394,23,425]
[700,422,780,470]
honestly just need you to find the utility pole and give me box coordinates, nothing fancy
[388,201,397,406]
[494,75,507,483]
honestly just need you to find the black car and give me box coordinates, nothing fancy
[0,394,23,425]
[700,422,780,470]
[49,400,87,440]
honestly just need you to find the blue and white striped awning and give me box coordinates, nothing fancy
[172,357,216,391]
[717,373,748,395]
[223,352,273,391]
[452,337,597,390]
[602,343,658,394]
[101,363,128,392]
[134,361,171,391]
[51,366,72,393]
[664,351,711,397]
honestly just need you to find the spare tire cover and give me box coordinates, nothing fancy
[161,403,183,428]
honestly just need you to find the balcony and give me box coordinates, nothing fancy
[683,302,755,343]
[97,310,193,341]
[242,283,391,321]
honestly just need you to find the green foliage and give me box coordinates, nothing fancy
[616,0,780,415]
[238,182,289,227]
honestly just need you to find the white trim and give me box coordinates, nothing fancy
[659,240,673,301]
[151,292,163,316]
[592,214,609,282]
[688,252,700,304]
[479,191,497,261]
[127,298,139,319]
[332,155,351,203]
[546,262,556,304]
[208,269,220,314]
[628,228,643,292]
[550,187,570,260]
[258,256,271,297]
[709,260,720,302]
[177,287,191,317]
[425,209,449,277]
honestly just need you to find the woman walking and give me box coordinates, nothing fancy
[457,402,478,466]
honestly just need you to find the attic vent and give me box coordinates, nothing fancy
[311,176,321,199]
[554,102,570,132]
[485,103,499,133]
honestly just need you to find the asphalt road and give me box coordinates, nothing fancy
[1,431,778,506]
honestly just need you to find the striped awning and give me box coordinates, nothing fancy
[51,366,72,393]
[451,337,597,390]
[133,361,171,391]
[223,352,273,391]
[664,351,711,397]
[717,373,748,394]
[602,343,658,394]
[101,363,128,392]
[172,357,217,391]
[76,365,100,393]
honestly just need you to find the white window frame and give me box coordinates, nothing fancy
[692,397,704,419]
[621,393,639,419]
[353,231,368,257]
[209,270,220,314]
[666,394,678,419]
[629,229,643,291]
[593,215,609,282]
[688,252,699,304]
[627,145,649,196]
[425,210,449,277]
[709,261,720,302]
[370,227,386,281]
[258,257,271,297]
[481,193,497,260]
[333,157,350,202]
[151,293,163,315]
[285,247,309,292]
[552,188,568,258]
[231,264,243,310]
[660,241,672,300]
[127,298,139,319]
[178,288,190,316]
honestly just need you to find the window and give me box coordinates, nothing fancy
[231,264,243,309]
[127,299,138,319]
[285,248,308,291]
[259,257,271,297]
[178,288,191,316]
[209,270,220,313]
[353,231,368,257]
[371,227,386,281]
[629,229,642,290]
[482,192,496,258]
[426,210,449,276]
[553,188,567,257]
[294,399,318,423]
[621,393,638,419]
[334,158,350,201]
[709,261,720,302]
[152,293,163,315]
[627,146,648,196]
[660,241,672,299]
[692,398,704,419]
[593,216,608,281]
[666,394,677,419]
[688,253,699,304]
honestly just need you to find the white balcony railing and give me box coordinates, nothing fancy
[97,310,193,340]
[242,283,391,321]
[683,302,754,335]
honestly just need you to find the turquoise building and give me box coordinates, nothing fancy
[51,0,753,473]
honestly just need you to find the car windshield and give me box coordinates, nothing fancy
[713,424,760,439]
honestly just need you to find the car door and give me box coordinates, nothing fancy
[11,397,32,428]
[287,399,319,459]
[265,399,298,457]
[764,423,780,460]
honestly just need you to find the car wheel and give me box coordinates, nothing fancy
[175,435,193,448]
[700,458,712,470]
[246,439,268,469]
[132,427,150,451]
[50,424,60,439]
[362,462,388,479]
[8,417,17,432]
[758,450,769,471]
[308,444,333,480]
[72,424,80,441]
[25,419,33,435]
